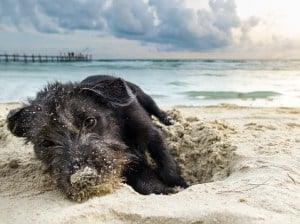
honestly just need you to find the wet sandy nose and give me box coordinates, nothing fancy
[70,166,98,187]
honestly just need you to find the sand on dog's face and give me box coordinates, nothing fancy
[0,117,124,201]
[68,166,123,202]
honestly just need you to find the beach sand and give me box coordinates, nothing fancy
[0,103,300,224]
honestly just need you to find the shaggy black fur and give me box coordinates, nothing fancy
[7,75,187,198]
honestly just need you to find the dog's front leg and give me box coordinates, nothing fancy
[147,129,188,188]
[120,102,187,189]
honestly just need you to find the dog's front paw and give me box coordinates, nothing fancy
[159,113,175,126]
[159,169,188,188]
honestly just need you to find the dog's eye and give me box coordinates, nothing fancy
[84,117,97,129]
[41,139,55,148]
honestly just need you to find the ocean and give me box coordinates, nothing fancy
[1,59,300,107]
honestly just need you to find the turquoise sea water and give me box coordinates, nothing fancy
[1,59,300,107]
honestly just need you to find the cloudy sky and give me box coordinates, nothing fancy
[0,0,300,59]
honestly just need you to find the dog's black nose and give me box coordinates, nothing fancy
[7,108,21,120]
[7,109,23,133]
[6,108,29,137]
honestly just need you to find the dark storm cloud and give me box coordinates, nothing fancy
[0,0,106,33]
[105,0,155,37]
[38,0,106,30]
[147,0,241,50]
[0,0,255,51]
[0,0,59,33]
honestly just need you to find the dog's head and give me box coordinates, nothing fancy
[7,78,135,200]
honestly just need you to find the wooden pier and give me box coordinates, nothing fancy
[0,52,92,63]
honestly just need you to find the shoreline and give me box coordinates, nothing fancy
[1,103,300,223]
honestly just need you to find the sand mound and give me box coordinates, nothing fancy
[158,109,237,185]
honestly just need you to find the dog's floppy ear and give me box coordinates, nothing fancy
[80,78,136,106]
[7,106,36,138]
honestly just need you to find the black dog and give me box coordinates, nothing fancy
[7,75,187,199]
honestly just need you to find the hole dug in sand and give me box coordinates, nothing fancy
[159,109,237,186]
